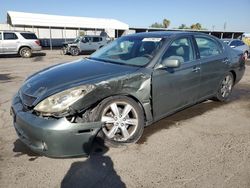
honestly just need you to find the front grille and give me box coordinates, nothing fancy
[19,91,37,107]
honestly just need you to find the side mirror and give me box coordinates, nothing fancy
[156,59,181,69]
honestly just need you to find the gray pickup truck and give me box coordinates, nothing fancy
[0,30,42,58]
[62,35,110,56]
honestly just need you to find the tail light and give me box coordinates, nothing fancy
[242,54,246,62]
[35,40,41,46]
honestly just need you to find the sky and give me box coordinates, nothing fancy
[0,0,250,32]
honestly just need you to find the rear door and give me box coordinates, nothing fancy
[152,36,201,121]
[92,37,102,50]
[2,32,19,53]
[193,35,228,99]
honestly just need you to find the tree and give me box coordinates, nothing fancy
[163,19,170,28]
[150,22,164,28]
[79,31,85,36]
[190,23,202,30]
[150,18,171,28]
[178,24,189,29]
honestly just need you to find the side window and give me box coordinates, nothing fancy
[162,37,194,64]
[82,37,90,43]
[93,37,100,42]
[0,32,2,40]
[229,40,237,47]
[3,32,18,40]
[195,37,221,58]
[237,40,244,46]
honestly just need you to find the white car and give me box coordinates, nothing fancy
[62,35,111,56]
[222,39,249,60]
[0,30,42,58]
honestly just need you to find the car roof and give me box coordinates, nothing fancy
[222,38,241,42]
[126,31,210,38]
[81,35,104,37]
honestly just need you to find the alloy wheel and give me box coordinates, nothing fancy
[220,75,233,98]
[21,48,31,58]
[101,102,139,142]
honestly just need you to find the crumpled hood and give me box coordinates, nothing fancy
[21,58,139,100]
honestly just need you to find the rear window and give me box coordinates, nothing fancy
[20,33,38,39]
[93,37,100,42]
[195,37,222,58]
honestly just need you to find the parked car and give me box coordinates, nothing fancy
[11,31,245,157]
[0,30,41,58]
[222,39,249,60]
[62,35,110,56]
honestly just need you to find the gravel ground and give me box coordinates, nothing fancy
[0,51,250,188]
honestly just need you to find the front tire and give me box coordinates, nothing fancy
[96,96,144,146]
[215,72,234,102]
[19,47,32,58]
[62,46,68,55]
[70,47,80,56]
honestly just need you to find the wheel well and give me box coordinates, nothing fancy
[230,70,236,84]
[18,46,31,53]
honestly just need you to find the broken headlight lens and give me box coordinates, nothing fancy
[34,85,94,114]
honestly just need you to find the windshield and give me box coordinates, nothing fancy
[74,37,80,43]
[90,36,164,67]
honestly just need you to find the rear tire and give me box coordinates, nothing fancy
[96,96,144,147]
[215,72,234,102]
[19,47,32,58]
[244,51,248,60]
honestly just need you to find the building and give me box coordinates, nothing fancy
[0,11,245,48]
[130,27,244,40]
[0,11,129,47]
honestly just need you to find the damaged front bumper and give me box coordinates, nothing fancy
[11,95,102,157]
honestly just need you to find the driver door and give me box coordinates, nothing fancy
[152,36,201,121]
[80,37,92,51]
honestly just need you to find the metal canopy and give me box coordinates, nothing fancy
[7,11,129,30]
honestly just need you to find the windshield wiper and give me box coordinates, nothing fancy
[88,57,122,65]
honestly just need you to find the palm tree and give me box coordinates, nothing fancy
[163,19,170,28]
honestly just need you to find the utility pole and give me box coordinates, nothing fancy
[224,22,227,31]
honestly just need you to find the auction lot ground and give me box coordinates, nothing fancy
[0,51,250,188]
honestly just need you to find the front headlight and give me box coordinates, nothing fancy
[34,85,94,114]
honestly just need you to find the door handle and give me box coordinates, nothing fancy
[192,67,200,72]
[222,58,229,64]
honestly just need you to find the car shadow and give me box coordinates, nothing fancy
[61,138,126,188]
[13,139,41,161]
[138,83,250,144]
[0,52,46,59]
